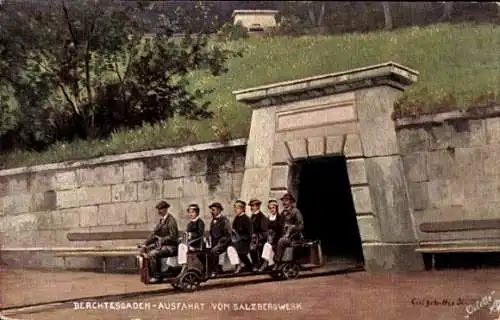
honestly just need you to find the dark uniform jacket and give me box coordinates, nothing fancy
[282,207,304,239]
[232,213,254,254]
[144,214,179,247]
[251,211,269,245]
[186,218,205,248]
[267,214,285,246]
[209,214,232,248]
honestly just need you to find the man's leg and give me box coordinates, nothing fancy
[274,237,291,263]
[239,252,252,269]
[210,244,225,275]
[250,249,259,268]
[149,247,176,281]
[148,249,161,280]
[234,242,252,273]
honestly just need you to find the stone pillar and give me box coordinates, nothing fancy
[238,105,279,205]
[233,62,425,272]
[356,86,423,272]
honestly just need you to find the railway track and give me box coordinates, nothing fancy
[1,265,363,317]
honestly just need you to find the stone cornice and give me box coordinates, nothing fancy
[395,105,500,129]
[0,138,248,177]
[233,62,419,109]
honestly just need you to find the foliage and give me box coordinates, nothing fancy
[216,22,249,42]
[0,0,239,152]
[0,23,499,169]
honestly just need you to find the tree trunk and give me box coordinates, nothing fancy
[307,3,316,26]
[317,2,326,26]
[382,2,392,30]
[439,2,454,21]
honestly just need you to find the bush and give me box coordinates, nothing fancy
[216,22,249,42]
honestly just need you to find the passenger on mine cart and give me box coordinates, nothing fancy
[185,204,205,248]
[259,199,285,271]
[274,193,304,269]
[138,201,179,283]
[208,202,232,276]
[248,198,269,271]
[178,204,206,263]
[232,200,254,274]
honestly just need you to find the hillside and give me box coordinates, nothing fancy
[1,23,499,169]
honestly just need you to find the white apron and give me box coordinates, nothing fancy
[261,242,275,266]
[177,243,188,265]
[219,246,240,265]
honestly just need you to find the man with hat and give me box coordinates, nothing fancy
[208,202,232,275]
[139,201,179,282]
[274,192,304,265]
[232,200,254,273]
[248,198,269,271]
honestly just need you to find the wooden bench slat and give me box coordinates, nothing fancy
[416,246,500,253]
[1,246,138,252]
[419,219,500,233]
[55,251,138,257]
[67,231,150,241]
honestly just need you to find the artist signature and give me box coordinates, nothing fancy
[411,297,469,307]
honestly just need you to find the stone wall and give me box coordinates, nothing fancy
[396,107,500,243]
[0,139,246,270]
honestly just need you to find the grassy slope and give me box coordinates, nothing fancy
[1,23,499,169]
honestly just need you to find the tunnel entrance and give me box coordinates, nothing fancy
[292,156,364,266]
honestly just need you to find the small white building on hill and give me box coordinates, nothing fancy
[232,10,279,32]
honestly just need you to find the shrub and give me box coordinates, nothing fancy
[216,22,249,42]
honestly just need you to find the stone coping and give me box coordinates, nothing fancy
[233,62,419,104]
[395,105,500,128]
[232,9,279,16]
[0,138,247,177]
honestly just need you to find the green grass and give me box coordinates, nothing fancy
[1,23,499,169]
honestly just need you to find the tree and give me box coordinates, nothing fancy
[281,1,326,27]
[0,0,240,150]
[306,1,326,26]
[439,2,454,21]
[382,2,393,30]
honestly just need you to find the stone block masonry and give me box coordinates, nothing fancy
[396,107,500,243]
[0,139,247,270]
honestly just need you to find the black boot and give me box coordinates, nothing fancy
[258,261,268,272]
[234,264,243,274]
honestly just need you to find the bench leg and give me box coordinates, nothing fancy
[102,257,107,273]
[431,253,436,270]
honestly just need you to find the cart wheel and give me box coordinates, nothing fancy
[281,263,300,280]
[178,271,201,292]
[171,282,181,290]
[270,271,283,280]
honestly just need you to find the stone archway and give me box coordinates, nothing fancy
[233,62,425,272]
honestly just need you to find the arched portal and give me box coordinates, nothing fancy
[233,62,425,272]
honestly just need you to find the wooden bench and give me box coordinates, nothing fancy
[416,219,500,269]
[54,231,151,272]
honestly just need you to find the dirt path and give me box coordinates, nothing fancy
[2,268,500,320]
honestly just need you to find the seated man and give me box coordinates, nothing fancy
[208,202,232,276]
[185,204,205,249]
[232,200,254,273]
[139,201,179,283]
[274,193,304,267]
[248,198,269,271]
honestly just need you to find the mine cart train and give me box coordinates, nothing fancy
[137,230,324,292]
